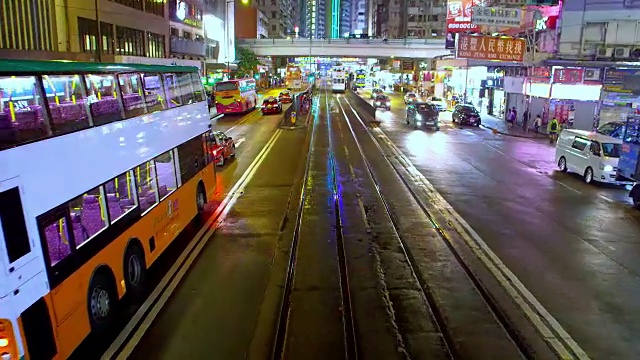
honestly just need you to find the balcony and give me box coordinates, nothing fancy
[170,36,207,58]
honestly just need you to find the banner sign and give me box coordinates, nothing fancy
[552,67,584,84]
[604,68,640,93]
[471,6,523,28]
[446,0,481,33]
[456,34,526,62]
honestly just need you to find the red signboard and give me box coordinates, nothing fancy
[456,35,526,62]
[446,0,481,33]
[552,68,584,84]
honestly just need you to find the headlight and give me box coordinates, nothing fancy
[603,165,614,172]
[416,114,422,120]
[375,102,380,105]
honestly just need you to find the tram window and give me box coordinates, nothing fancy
[163,73,182,108]
[141,73,167,112]
[177,72,197,104]
[0,187,31,263]
[40,214,72,266]
[69,186,108,247]
[155,151,178,200]
[103,171,138,223]
[85,74,124,126]
[0,76,50,147]
[191,73,206,102]
[136,160,159,213]
[118,73,147,118]
[42,74,92,135]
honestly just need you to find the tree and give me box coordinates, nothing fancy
[236,47,260,77]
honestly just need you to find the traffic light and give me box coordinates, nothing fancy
[308,74,315,82]
[241,0,250,5]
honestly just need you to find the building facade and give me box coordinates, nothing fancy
[372,0,445,38]
[235,6,270,39]
[256,0,292,37]
[351,0,367,34]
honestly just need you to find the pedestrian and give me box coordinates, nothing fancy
[533,114,542,133]
[506,108,515,130]
[522,109,530,132]
[548,117,559,144]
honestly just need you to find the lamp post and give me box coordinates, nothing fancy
[225,0,250,78]
[95,0,102,62]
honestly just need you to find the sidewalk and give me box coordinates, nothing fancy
[480,112,548,139]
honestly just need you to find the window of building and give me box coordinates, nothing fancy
[0,76,50,145]
[154,151,178,200]
[84,74,124,126]
[109,0,143,11]
[183,31,192,40]
[78,17,97,53]
[170,27,180,37]
[69,186,108,247]
[141,73,167,112]
[271,11,277,18]
[118,73,147,117]
[272,24,277,31]
[116,26,145,56]
[136,160,159,213]
[147,32,166,58]
[145,0,165,16]
[42,75,92,134]
[104,171,138,223]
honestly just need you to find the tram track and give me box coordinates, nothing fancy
[335,93,588,360]
[271,88,358,360]
[335,92,535,358]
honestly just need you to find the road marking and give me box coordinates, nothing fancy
[598,194,614,203]
[357,195,371,233]
[234,137,246,147]
[102,128,284,360]
[348,164,356,180]
[557,181,583,194]
[342,97,590,360]
[343,145,350,158]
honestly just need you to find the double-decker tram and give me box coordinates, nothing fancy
[0,59,217,359]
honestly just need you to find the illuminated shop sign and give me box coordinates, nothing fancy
[173,0,203,28]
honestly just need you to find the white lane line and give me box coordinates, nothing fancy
[357,195,372,233]
[103,128,284,360]
[598,194,614,203]
[342,97,590,360]
[557,181,583,194]
[234,137,246,148]
[348,164,356,181]
[343,145,350,158]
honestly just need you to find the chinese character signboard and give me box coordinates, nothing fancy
[456,35,526,62]
[552,67,584,84]
[446,0,482,49]
[604,68,640,94]
[402,60,414,71]
[471,6,523,28]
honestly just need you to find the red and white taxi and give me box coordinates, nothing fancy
[278,90,293,103]
[261,97,282,115]
[208,131,236,166]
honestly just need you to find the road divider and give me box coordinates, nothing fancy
[341,96,590,360]
[102,128,284,360]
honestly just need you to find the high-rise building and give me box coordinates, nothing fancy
[351,0,368,34]
[340,0,352,35]
[256,0,293,37]
[235,6,270,39]
[371,0,445,38]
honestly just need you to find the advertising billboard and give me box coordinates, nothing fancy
[456,34,526,62]
[471,6,523,28]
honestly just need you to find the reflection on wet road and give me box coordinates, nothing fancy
[358,89,640,359]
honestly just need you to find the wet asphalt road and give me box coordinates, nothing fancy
[359,89,640,359]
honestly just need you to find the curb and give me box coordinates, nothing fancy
[480,124,547,139]
[210,113,224,121]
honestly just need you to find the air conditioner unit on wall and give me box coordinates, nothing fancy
[614,47,631,58]
[584,68,601,81]
[596,47,613,57]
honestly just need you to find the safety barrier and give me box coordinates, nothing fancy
[346,90,377,123]
[280,84,314,129]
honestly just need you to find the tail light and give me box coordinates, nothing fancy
[0,319,18,360]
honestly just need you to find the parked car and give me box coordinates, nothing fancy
[426,96,447,111]
[556,129,622,184]
[261,96,282,115]
[209,131,236,166]
[452,104,481,126]
[278,90,293,103]
[597,121,626,139]
[373,94,391,110]
[404,92,418,104]
[371,88,383,99]
[406,102,439,130]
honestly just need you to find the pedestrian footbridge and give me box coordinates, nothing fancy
[237,38,450,59]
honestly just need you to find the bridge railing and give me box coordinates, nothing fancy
[238,37,445,46]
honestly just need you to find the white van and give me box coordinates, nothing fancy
[555,129,622,184]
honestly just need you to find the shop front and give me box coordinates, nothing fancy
[599,68,640,126]
[524,81,551,121]
[504,76,526,120]
[549,83,601,130]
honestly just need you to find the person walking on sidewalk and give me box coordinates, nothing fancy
[522,109,530,133]
[533,114,542,133]
[548,117,559,144]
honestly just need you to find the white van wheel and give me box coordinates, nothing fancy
[584,167,594,184]
[558,157,567,172]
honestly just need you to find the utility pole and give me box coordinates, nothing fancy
[95,0,102,62]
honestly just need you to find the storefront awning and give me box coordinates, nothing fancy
[205,62,238,71]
